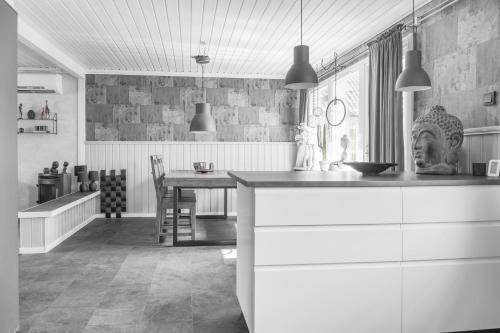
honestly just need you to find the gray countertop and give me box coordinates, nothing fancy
[228,171,500,187]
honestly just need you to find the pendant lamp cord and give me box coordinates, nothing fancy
[300,0,303,45]
[201,63,206,101]
[412,0,417,49]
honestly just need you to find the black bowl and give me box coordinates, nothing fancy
[343,162,398,176]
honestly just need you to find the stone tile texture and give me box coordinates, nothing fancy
[87,75,299,141]
[19,217,248,333]
[417,0,500,129]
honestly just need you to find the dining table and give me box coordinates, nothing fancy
[163,170,237,246]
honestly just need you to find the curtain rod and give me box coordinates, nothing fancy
[318,0,459,82]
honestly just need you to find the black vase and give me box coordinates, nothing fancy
[89,181,98,192]
[80,182,89,192]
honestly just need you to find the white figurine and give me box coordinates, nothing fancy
[294,123,316,171]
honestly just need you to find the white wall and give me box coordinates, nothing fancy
[18,74,78,209]
[0,1,19,332]
[85,141,296,215]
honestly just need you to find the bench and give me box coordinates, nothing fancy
[18,191,100,254]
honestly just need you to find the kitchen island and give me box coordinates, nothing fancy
[228,171,500,333]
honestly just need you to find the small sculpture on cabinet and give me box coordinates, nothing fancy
[411,105,464,175]
[62,161,69,174]
[50,161,59,174]
[18,104,23,119]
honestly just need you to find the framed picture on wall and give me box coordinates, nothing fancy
[487,160,500,177]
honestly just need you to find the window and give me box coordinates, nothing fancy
[309,58,369,162]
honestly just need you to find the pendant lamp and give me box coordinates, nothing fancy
[190,55,216,132]
[284,0,318,90]
[395,0,431,92]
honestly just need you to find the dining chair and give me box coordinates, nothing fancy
[150,155,197,243]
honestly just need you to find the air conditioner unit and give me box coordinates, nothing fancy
[17,73,63,94]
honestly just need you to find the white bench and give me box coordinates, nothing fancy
[18,191,100,254]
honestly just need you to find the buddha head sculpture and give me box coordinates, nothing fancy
[411,105,464,175]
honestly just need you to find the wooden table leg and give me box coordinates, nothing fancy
[223,188,228,219]
[173,186,179,246]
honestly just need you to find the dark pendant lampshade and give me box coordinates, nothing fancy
[284,45,318,89]
[395,50,431,92]
[189,102,216,132]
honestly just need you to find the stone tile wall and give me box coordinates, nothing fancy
[416,0,500,128]
[86,75,299,141]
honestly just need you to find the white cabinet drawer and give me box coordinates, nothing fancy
[403,186,500,223]
[254,264,401,333]
[402,260,500,333]
[403,221,500,261]
[255,225,402,265]
[255,187,402,226]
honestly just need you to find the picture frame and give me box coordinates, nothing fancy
[487,160,500,177]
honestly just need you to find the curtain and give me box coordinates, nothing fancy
[368,27,404,170]
[298,89,308,125]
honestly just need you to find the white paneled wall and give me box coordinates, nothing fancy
[85,142,296,215]
[461,133,500,173]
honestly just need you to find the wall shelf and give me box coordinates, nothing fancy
[18,113,58,134]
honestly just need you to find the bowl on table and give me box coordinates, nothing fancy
[193,162,214,173]
[343,162,397,176]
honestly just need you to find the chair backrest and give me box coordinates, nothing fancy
[150,155,165,201]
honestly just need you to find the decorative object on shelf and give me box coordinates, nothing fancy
[43,168,50,174]
[27,109,35,119]
[41,100,50,120]
[472,163,487,176]
[18,103,23,119]
[317,124,331,171]
[50,161,59,174]
[344,162,398,176]
[323,53,346,127]
[487,160,500,177]
[294,123,316,171]
[100,169,126,218]
[78,172,89,192]
[62,161,69,174]
[88,171,99,192]
[193,162,215,173]
[412,105,463,175]
[189,51,216,132]
[284,0,318,89]
[35,125,49,132]
[395,0,431,92]
[17,113,58,134]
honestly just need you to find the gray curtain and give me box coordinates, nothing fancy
[298,89,308,125]
[368,28,404,170]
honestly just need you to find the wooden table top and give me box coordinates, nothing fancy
[164,170,237,188]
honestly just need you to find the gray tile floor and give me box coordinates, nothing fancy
[19,217,248,333]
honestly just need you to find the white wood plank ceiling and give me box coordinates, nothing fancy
[16,0,431,77]
[18,42,59,70]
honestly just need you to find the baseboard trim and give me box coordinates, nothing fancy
[94,212,237,218]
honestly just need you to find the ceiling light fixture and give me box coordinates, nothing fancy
[395,0,431,92]
[190,54,216,133]
[284,0,318,90]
